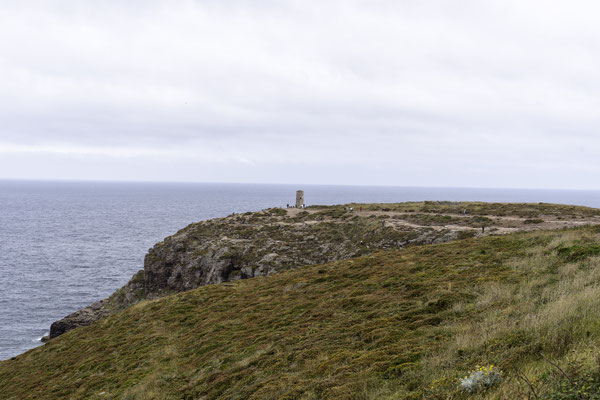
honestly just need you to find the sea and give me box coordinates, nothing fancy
[2,180,600,360]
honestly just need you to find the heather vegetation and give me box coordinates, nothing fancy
[3,203,600,399]
[343,201,600,218]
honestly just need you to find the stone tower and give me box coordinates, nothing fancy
[295,190,304,208]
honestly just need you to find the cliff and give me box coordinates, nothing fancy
[49,201,600,338]
[5,222,600,398]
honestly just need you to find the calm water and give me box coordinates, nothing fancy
[2,181,600,360]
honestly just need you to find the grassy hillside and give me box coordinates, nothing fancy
[4,225,600,399]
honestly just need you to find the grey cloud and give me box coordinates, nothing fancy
[1,1,600,188]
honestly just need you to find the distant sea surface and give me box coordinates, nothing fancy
[2,181,600,360]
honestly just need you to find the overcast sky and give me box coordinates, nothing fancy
[1,1,600,189]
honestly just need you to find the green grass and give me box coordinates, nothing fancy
[4,226,600,399]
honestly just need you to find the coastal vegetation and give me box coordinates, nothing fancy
[3,203,600,398]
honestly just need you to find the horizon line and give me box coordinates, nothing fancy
[0,177,598,193]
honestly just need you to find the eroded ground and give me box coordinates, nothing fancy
[284,201,600,237]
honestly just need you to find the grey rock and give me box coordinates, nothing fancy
[49,299,110,339]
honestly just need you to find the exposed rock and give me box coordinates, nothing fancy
[49,299,110,339]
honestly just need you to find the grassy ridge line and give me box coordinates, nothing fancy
[314,201,600,217]
[3,226,600,398]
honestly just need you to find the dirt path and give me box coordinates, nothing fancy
[283,206,600,237]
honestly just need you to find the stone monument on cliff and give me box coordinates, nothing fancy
[295,190,304,208]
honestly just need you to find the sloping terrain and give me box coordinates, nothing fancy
[49,201,600,339]
[4,223,600,398]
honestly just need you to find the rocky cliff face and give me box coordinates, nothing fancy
[53,204,521,338]
[141,212,453,299]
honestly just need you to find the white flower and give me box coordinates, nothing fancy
[459,366,502,392]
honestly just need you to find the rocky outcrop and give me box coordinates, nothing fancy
[49,300,110,339]
[141,215,456,299]
[48,207,459,338]
[49,270,145,338]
